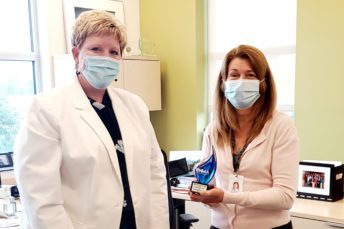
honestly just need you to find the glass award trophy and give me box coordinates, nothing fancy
[190,144,217,194]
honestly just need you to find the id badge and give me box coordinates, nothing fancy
[229,174,244,193]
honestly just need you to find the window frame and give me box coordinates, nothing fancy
[0,0,41,92]
[206,0,297,120]
[0,0,41,153]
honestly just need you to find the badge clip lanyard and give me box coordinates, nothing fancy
[231,132,249,176]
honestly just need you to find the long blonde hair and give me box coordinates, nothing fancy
[214,45,277,147]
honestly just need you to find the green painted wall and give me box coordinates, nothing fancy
[140,0,207,153]
[295,0,344,161]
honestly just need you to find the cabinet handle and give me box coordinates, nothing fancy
[326,222,344,228]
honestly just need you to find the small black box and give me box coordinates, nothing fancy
[297,161,343,202]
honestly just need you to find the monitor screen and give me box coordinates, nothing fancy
[168,158,189,178]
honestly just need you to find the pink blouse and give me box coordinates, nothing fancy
[201,111,299,229]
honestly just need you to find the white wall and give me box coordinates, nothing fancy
[36,0,66,91]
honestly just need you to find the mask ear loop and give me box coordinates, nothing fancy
[221,78,228,92]
[75,53,85,76]
[75,59,81,76]
[259,78,266,91]
[221,66,230,88]
[258,78,267,95]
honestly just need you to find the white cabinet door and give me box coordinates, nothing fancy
[292,216,344,229]
[123,58,161,111]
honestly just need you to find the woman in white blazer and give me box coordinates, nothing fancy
[14,10,169,229]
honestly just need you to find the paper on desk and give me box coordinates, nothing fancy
[171,186,189,194]
[177,176,194,186]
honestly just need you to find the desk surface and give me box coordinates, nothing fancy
[172,192,344,224]
[291,198,344,224]
[172,192,190,201]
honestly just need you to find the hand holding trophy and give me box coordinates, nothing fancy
[190,136,217,194]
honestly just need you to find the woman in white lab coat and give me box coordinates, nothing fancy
[14,10,169,229]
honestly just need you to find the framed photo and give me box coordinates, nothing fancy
[298,163,330,196]
[0,152,13,169]
[62,0,125,53]
[297,161,344,201]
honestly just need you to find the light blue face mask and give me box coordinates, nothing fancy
[224,79,261,110]
[82,55,120,89]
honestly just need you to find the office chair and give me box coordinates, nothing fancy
[161,150,199,229]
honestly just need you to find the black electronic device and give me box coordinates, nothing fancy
[10,185,20,198]
[168,157,190,178]
[0,152,14,171]
[170,177,180,187]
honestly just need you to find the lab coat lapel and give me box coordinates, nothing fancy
[71,81,122,181]
[107,90,135,181]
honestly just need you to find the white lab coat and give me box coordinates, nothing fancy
[14,80,169,229]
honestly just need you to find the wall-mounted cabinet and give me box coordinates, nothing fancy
[53,55,161,111]
[122,56,161,111]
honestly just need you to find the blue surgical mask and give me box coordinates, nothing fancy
[82,55,120,89]
[224,79,261,110]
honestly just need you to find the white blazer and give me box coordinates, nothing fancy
[14,80,169,229]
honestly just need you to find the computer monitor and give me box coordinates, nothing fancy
[169,150,202,172]
[168,158,189,178]
[0,152,13,172]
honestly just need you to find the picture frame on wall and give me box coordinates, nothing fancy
[297,160,344,202]
[62,0,125,53]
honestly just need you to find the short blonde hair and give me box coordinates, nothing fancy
[214,45,277,146]
[71,10,127,54]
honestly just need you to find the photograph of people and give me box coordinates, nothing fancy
[14,10,168,229]
[231,182,240,193]
[302,171,325,189]
[189,45,299,229]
